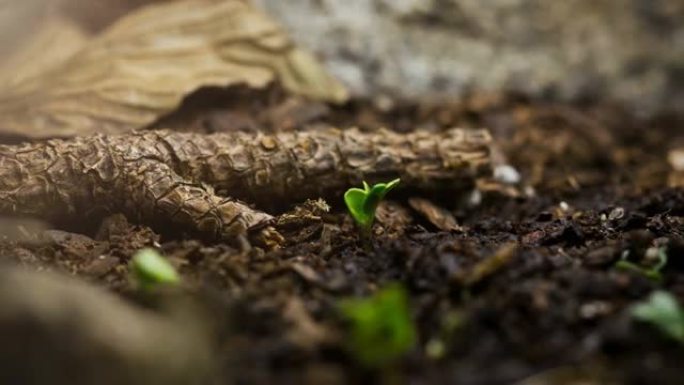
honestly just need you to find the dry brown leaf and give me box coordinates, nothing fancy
[0,0,348,139]
[0,0,49,60]
[0,15,89,88]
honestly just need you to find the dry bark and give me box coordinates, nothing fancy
[0,128,491,241]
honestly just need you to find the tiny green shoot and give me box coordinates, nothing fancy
[631,290,684,343]
[344,178,400,235]
[339,283,417,367]
[425,309,465,360]
[615,247,667,282]
[130,248,180,290]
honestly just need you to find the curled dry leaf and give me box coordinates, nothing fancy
[0,15,89,89]
[0,0,49,60]
[0,0,348,139]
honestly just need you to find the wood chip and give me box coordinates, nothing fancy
[289,262,321,285]
[409,197,462,232]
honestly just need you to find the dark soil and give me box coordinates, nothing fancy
[1,86,683,385]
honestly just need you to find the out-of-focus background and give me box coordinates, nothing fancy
[254,0,684,115]
[2,0,682,115]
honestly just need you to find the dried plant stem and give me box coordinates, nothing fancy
[0,128,491,240]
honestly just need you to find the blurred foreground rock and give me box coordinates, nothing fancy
[0,266,214,385]
[254,0,683,115]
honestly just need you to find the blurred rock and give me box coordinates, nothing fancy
[0,266,214,385]
[254,0,683,115]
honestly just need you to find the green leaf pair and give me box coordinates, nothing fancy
[344,179,400,233]
[339,284,417,367]
[632,290,684,343]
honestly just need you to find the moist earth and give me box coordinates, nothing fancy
[0,89,682,385]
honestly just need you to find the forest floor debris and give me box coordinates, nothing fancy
[0,87,682,384]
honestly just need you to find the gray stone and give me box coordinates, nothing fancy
[254,0,683,114]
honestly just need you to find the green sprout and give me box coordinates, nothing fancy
[130,248,180,290]
[631,290,684,343]
[615,247,667,282]
[344,179,400,235]
[425,310,465,360]
[339,284,417,367]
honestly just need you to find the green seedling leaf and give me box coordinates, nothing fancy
[632,290,684,343]
[615,260,663,281]
[615,247,667,282]
[339,283,416,367]
[344,178,400,233]
[130,248,180,290]
[344,188,373,229]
